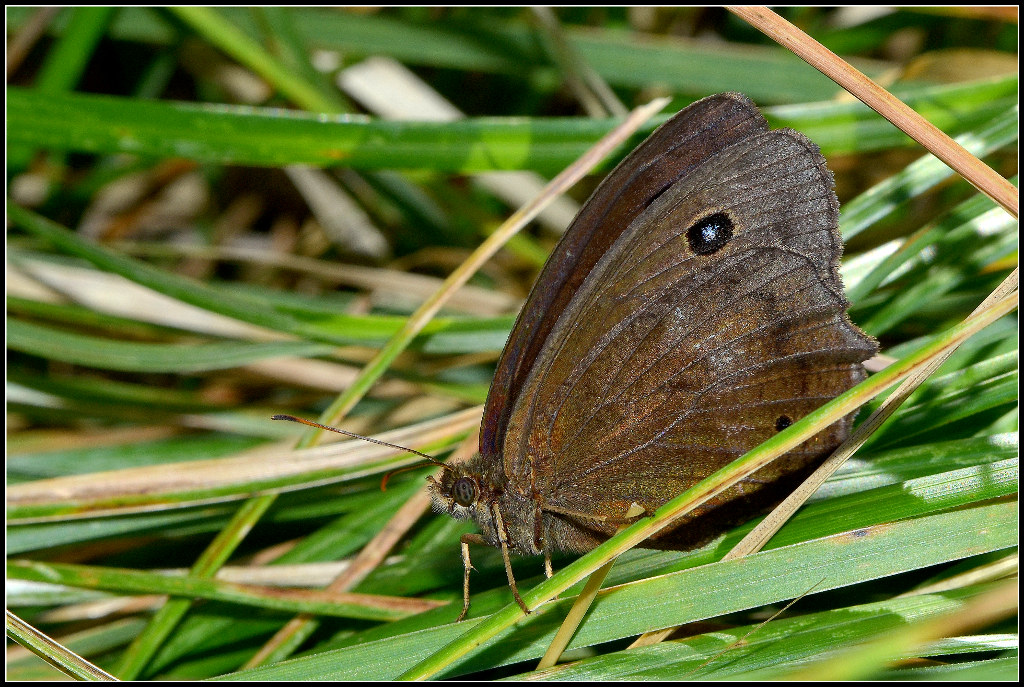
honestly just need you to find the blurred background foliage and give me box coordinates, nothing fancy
[5,6,1018,681]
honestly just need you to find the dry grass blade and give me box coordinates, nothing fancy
[629,8,1019,652]
[242,491,431,666]
[897,553,1018,598]
[312,96,671,434]
[728,6,1018,218]
[8,407,482,521]
[8,255,284,340]
[536,556,616,670]
[115,238,521,315]
[6,8,60,77]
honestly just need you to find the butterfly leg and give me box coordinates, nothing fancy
[491,504,530,615]
[457,533,485,621]
[543,548,562,601]
[537,511,559,600]
[533,500,551,579]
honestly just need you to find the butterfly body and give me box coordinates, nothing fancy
[429,93,877,608]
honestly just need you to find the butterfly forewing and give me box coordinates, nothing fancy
[481,93,771,464]
[502,128,876,549]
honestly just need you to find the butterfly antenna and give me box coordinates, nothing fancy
[685,576,826,676]
[271,414,451,491]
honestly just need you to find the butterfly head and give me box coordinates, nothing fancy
[426,452,526,552]
[427,461,489,521]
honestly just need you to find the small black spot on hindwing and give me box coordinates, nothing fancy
[687,212,734,255]
[775,415,793,432]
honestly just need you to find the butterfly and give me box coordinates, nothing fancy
[427,93,877,620]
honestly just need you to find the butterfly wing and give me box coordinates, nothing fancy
[481,93,770,465]
[501,125,877,551]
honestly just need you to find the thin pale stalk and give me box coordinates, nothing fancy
[897,553,1018,598]
[536,558,615,670]
[6,7,60,77]
[728,6,1018,218]
[303,97,670,444]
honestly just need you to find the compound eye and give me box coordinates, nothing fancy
[452,477,478,507]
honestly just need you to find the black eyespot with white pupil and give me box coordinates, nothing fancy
[452,477,478,507]
[775,415,793,432]
[687,212,734,255]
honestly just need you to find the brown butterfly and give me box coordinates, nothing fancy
[428,93,877,620]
